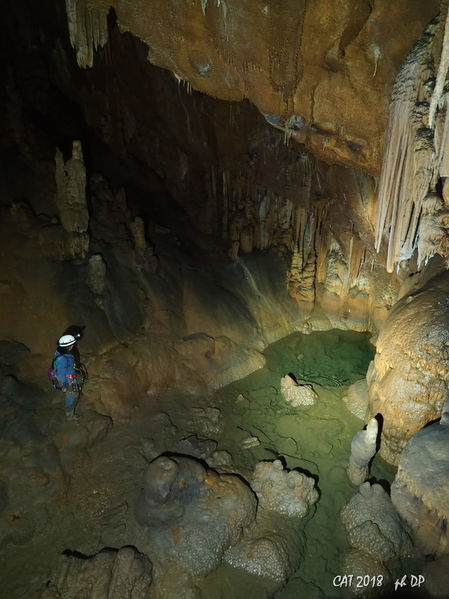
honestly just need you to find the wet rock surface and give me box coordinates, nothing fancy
[252,459,318,518]
[134,454,257,578]
[280,374,318,407]
[347,418,378,486]
[342,378,369,421]
[341,482,413,588]
[391,401,449,556]
[367,272,449,464]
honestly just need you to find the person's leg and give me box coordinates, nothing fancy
[65,388,79,420]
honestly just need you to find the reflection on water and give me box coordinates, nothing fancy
[202,330,395,599]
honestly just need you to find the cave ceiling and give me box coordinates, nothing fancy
[66,0,440,174]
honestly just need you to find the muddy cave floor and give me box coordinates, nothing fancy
[2,330,397,598]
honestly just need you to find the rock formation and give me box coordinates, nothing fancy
[134,454,256,593]
[347,417,378,486]
[223,459,316,591]
[54,141,90,260]
[62,0,440,174]
[87,253,107,297]
[251,459,319,518]
[342,378,369,420]
[391,399,449,556]
[280,374,317,407]
[367,271,449,464]
[4,1,449,597]
[341,482,413,588]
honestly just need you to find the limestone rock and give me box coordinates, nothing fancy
[224,531,295,583]
[54,141,89,259]
[206,449,233,470]
[342,379,369,420]
[65,0,109,68]
[347,418,378,486]
[135,455,257,576]
[87,253,107,296]
[280,374,317,407]
[175,435,217,461]
[341,482,413,565]
[129,216,158,273]
[242,436,260,449]
[251,459,318,518]
[40,546,152,598]
[38,224,89,261]
[367,272,449,464]
[391,403,449,556]
[341,548,390,596]
[223,460,309,590]
[62,0,439,173]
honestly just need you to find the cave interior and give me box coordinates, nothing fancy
[1,1,449,598]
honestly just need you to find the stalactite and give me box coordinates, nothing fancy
[429,1,449,128]
[65,0,109,68]
[316,227,331,285]
[375,17,439,272]
[348,237,365,284]
[435,96,449,176]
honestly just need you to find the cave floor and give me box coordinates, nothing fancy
[201,329,395,598]
[1,329,395,598]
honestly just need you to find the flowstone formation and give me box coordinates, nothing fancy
[134,454,257,596]
[341,482,413,590]
[367,272,449,464]
[342,378,369,420]
[131,456,318,595]
[280,374,317,407]
[391,399,449,556]
[251,459,318,518]
[223,459,317,590]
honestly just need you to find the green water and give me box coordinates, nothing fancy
[202,330,396,599]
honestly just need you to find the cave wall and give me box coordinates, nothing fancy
[2,0,448,428]
[1,0,406,363]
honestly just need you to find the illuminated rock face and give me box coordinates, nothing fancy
[251,459,319,518]
[63,0,439,174]
[341,482,413,584]
[391,402,449,556]
[347,417,378,486]
[367,272,449,464]
[134,455,257,575]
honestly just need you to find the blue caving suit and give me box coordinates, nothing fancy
[53,349,83,418]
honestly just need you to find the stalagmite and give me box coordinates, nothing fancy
[54,140,90,259]
[87,253,107,297]
[347,418,378,486]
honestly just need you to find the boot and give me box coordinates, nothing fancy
[65,407,79,421]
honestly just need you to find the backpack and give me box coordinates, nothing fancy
[47,355,65,391]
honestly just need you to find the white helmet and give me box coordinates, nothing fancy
[58,334,79,347]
